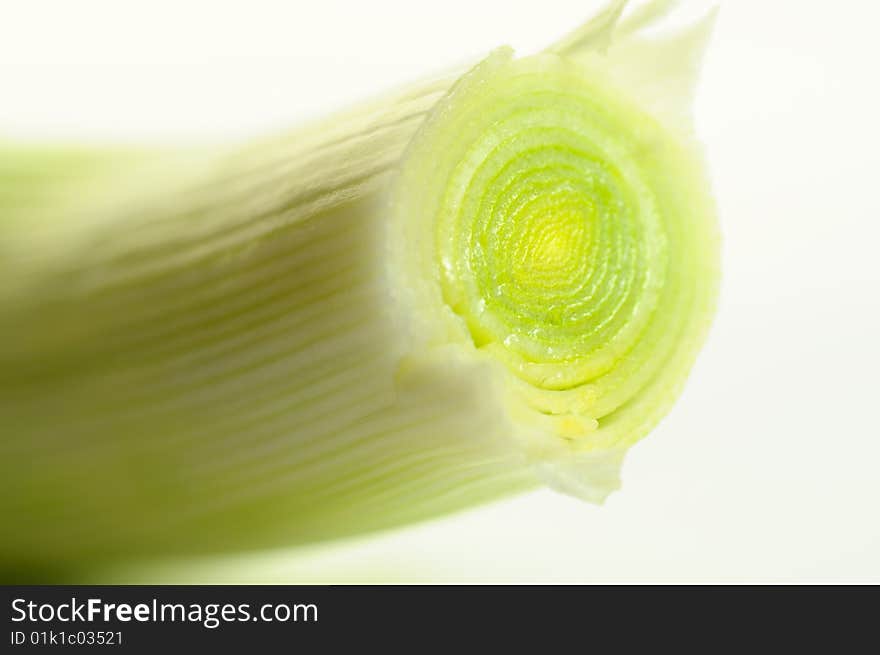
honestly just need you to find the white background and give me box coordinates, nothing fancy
[2,0,878,582]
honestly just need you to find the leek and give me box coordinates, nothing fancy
[0,0,719,574]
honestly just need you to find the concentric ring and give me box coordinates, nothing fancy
[391,47,718,447]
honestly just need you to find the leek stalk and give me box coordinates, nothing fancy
[0,0,719,574]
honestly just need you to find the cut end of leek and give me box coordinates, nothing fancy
[0,0,719,573]
[389,1,719,501]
